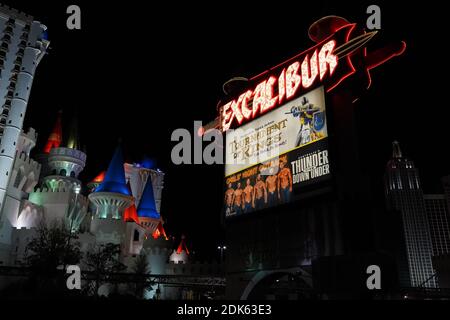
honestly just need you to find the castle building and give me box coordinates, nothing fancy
[0,4,49,216]
[0,4,222,299]
[0,105,223,298]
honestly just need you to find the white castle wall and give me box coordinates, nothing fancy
[0,131,41,258]
[28,187,88,231]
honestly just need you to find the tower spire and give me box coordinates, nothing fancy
[89,143,133,223]
[392,140,402,159]
[65,112,79,150]
[94,144,130,195]
[137,177,159,219]
[176,235,189,255]
[43,110,62,153]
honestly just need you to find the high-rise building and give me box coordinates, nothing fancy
[423,194,450,257]
[442,175,450,220]
[384,141,436,288]
[0,5,49,214]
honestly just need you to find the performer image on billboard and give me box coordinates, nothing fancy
[233,182,244,215]
[290,96,326,147]
[225,183,235,216]
[243,178,254,213]
[265,168,278,207]
[278,159,293,203]
[253,174,267,210]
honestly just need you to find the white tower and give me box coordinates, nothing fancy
[0,5,49,213]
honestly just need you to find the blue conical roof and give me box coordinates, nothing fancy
[94,145,130,195]
[137,177,160,218]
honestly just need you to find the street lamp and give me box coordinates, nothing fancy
[68,185,81,233]
[64,185,81,271]
[217,245,226,263]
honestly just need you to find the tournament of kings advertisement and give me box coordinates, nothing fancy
[224,86,331,218]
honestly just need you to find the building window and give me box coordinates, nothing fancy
[60,169,67,176]
[70,171,76,178]
[133,230,139,242]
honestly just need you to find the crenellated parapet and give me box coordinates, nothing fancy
[0,4,34,24]
[29,187,88,205]
[8,149,41,195]
[16,128,37,157]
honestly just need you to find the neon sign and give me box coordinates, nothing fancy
[222,40,337,132]
[220,17,406,132]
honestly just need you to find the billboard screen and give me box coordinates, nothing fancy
[224,86,331,218]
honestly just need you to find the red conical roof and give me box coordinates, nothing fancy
[124,204,139,224]
[91,171,106,183]
[43,111,63,153]
[176,235,189,255]
[152,221,168,240]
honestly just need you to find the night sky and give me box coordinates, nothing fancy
[3,0,449,260]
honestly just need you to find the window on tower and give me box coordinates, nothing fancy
[133,230,140,242]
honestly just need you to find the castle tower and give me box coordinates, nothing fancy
[137,176,161,234]
[42,113,86,192]
[25,112,88,232]
[89,144,133,244]
[0,5,49,213]
[169,235,189,264]
[87,171,105,192]
[43,110,62,153]
[34,111,62,184]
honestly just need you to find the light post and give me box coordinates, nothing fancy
[217,245,227,264]
[62,185,81,273]
[68,185,81,233]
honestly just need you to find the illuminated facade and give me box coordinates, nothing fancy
[217,16,407,299]
[0,5,49,218]
[385,141,437,288]
[0,105,220,298]
[423,194,450,258]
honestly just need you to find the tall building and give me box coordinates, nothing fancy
[384,141,436,288]
[442,175,450,220]
[423,194,450,257]
[0,5,49,214]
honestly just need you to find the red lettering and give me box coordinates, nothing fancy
[220,40,339,131]
[230,94,244,124]
[241,90,253,119]
[252,81,266,117]
[262,76,277,113]
[278,69,286,104]
[301,50,319,89]
[319,40,337,80]
[286,62,301,99]
[222,101,233,131]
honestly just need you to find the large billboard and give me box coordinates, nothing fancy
[224,86,330,217]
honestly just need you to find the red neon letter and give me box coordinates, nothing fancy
[222,101,233,131]
[261,76,277,113]
[319,40,337,80]
[278,68,286,104]
[241,90,253,119]
[252,81,266,117]
[230,95,244,124]
[286,62,301,99]
[301,50,319,89]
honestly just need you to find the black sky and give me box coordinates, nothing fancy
[3,0,450,260]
